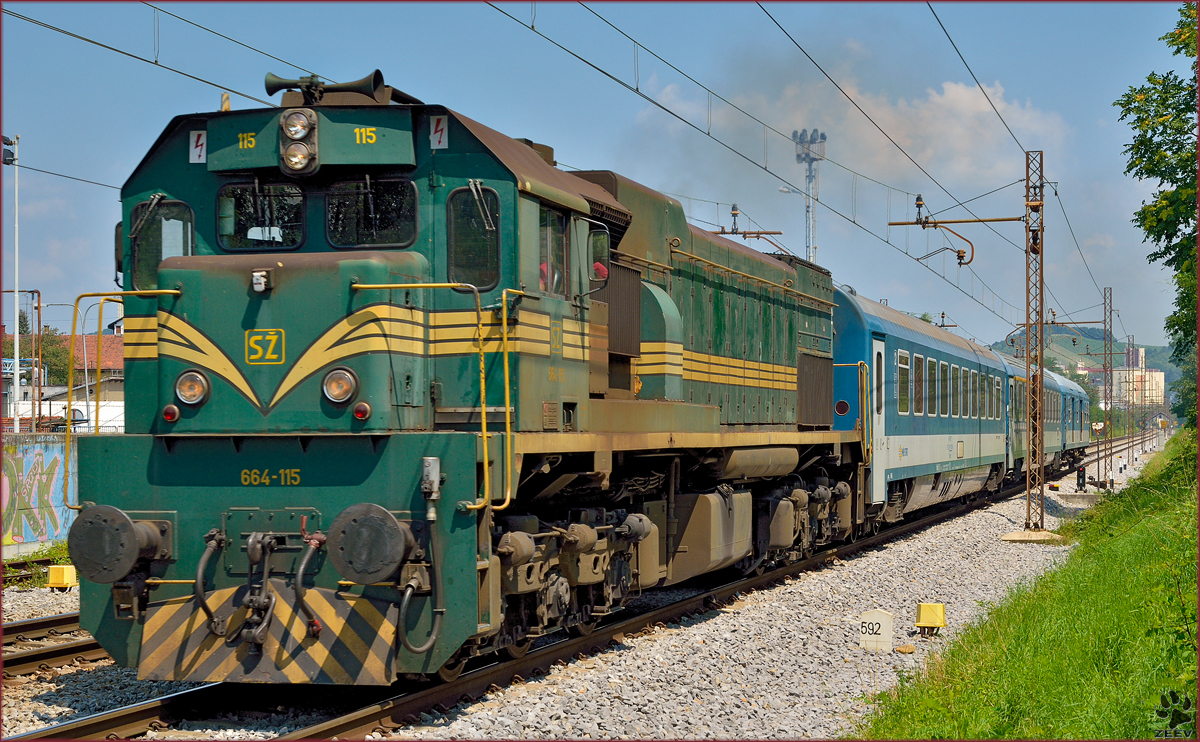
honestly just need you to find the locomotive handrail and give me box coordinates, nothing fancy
[669,249,836,308]
[350,282,492,510]
[495,288,526,511]
[93,298,123,434]
[833,361,871,467]
[611,249,673,273]
[63,290,182,511]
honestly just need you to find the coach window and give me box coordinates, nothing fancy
[447,186,500,289]
[897,351,910,415]
[928,358,938,416]
[329,179,417,249]
[913,355,924,415]
[971,370,979,419]
[875,350,883,414]
[950,365,960,417]
[539,205,570,296]
[131,199,195,290]
[939,361,949,417]
[217,182,303,250]
[995,377,1002,420]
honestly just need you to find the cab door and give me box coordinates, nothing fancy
[871,337,887,505]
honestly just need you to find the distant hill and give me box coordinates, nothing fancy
[988,326,1182,387]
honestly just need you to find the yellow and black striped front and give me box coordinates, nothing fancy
[137,579,398,684]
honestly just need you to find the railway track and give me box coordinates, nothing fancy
[1,613,104,680]
[6,429,1159,740]
[2,557,54,582]
[2,612,82,645]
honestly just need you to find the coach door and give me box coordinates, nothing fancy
[871,337,887,505]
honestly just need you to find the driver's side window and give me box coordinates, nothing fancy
[539,205,569,297]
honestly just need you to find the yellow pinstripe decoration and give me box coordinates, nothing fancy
[637,343,800,391]
[123,314,159,359]
[268,304,424,407]
[158,311,262,407]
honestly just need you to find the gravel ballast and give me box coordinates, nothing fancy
[1,586,80,623]
[0,441,1158,739]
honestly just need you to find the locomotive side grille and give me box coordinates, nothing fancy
[594,262,642,357]
[797,352,833,429]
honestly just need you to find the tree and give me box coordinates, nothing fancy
[918,312,934,324]
[17,309,30,336]
[2,326,72,386]
[1115,3,1197,425]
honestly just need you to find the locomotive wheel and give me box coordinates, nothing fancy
[436,655,469,684]
[567,620,598,638]
[502,638,532,660]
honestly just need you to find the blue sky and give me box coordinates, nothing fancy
[1,2,1190,348]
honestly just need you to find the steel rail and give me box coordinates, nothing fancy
[2,638,107,678]
[1,557,54,582]
[2,612,82,645]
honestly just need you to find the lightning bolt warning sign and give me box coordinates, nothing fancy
[430,115,448,150]
[189,131,207,163]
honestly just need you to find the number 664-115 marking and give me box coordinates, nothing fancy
[860,621,882,636]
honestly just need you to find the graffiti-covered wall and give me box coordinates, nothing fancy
[2,434,77,559]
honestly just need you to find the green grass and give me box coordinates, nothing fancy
[2,539,72,588]
[857,430,1198,739]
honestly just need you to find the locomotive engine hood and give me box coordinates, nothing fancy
[143,250,429,433]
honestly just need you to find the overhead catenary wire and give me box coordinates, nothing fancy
[2,9,277,107]
[140,3,336,83]
[916,3,1104,316]
[757,3,1091,329]
[578,2,916,197]
[488,2,1024,324]
[925,2,1025,154]
[10,165,119,190]
[1051,189,1104,297]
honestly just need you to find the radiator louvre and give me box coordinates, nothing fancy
[594,262,642,357]
[797,352,833,428]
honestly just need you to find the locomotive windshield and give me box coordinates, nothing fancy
[130,199,194,290]
[327,178,417,248]
[218,181,304,250]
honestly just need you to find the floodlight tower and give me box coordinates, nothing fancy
[791,128,826,263]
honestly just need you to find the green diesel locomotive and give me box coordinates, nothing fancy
[66,70,866,684]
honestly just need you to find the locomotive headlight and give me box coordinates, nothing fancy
[283,112,311,140]
[175,370,209,405]
[322,368,357,404]
[283,142,312,170]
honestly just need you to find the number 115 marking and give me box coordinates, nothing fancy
[354,127,377,144]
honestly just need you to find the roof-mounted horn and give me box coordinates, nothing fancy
[265,70,385,105]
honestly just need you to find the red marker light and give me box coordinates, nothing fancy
[162,404,181,423]
[353,402,371,420]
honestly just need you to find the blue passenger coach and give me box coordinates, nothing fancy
[832,287,1010,523]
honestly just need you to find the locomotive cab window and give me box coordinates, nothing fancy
[913,354,924,415]
[131,199,195,290]
[328,178,417,248]
[897,350,910,415]
[218,182,303,250]
[447,186,499,289]
[539,205,569,296]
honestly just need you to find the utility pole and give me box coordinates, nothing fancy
[791,128,825,263]
[1024,151,1046,531]
[3,135,17,422]
[1103,287,1113,488]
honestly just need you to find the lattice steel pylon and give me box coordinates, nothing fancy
[1102,287,1113,487]
[1024,151,1046,531]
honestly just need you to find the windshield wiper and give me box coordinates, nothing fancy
[468,178,496,232]
[128,193,165,244]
